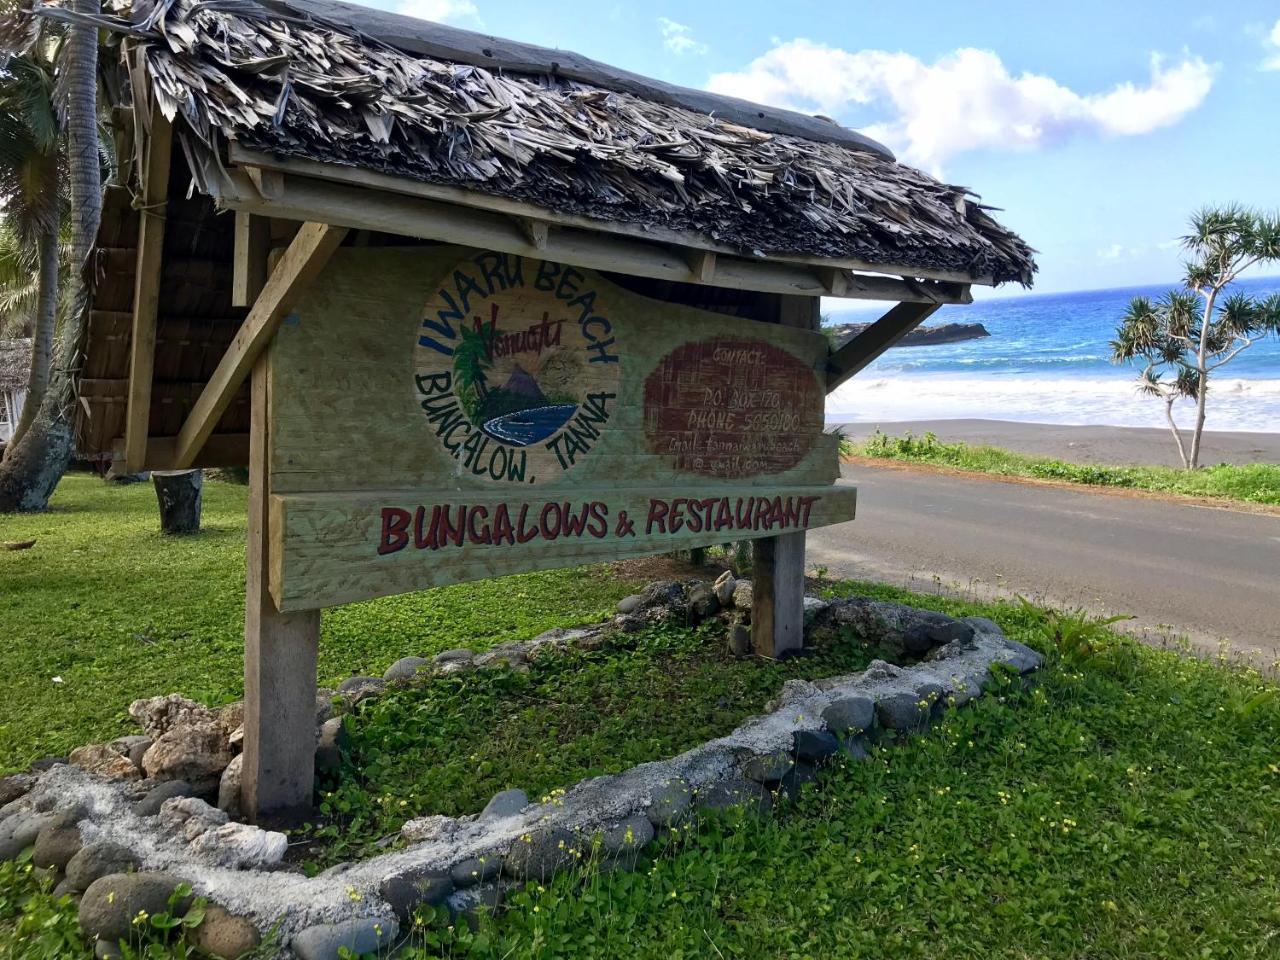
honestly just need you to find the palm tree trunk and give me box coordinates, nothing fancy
[0,0,101,512]
[5,224,58,451]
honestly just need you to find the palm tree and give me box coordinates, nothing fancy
[0,38,64,451]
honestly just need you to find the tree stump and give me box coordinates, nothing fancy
[152,469,203,535]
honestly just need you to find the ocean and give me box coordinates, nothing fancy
[824,275,1280,432]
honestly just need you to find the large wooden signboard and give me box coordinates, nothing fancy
[265,246,856,611]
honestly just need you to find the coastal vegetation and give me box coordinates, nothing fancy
[1112,206,1280,468]
[3,476,1280,958]
[848,430,1280,506]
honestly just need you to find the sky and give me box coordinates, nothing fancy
[373,0,1280,297]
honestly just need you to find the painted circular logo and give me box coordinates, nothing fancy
[413,252,622,485]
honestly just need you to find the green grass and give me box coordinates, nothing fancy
[0,475,637,771]
[3,474,1280,959]
[850,430,1280,505]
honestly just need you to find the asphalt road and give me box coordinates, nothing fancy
[807,463,1280,661]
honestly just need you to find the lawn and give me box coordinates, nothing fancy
[2,474,1279,959]
[848,430,1280,506]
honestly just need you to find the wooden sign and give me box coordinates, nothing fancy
[265,247,855,610]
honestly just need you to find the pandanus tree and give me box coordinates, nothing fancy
[1112,207,1280,469]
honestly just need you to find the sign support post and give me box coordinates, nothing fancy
[242,352,321,825]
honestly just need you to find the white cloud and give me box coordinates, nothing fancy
[1263,20,1280,70]
[707,41,1215,172]
[397,0,480,25]
[658,18,708,56]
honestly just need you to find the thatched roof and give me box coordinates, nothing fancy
[0,338,31,391]
[88,0,1034,285]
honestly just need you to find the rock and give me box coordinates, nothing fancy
[614,613,644,634]
[458,883,504,925]
[135,780,194,816]
[640,580,685,611]
[802,597,828,619]
[128,694,216,737]
[0,774,35,807]
[696,779,772,816]
[728,619,752,656]
[0,812,52,861]
[217,702,245,738]
[712,570,736,605]
[916,682,948,717]
[142,721,232,783]
[65,842,140,892]
[646,778,692,827]
[1001,640,1044,674]
[32,824,82,870]
[188,821,288,869]
[68,744,142,781]
[963,616,1004,636]
[875,692,929,732]
[436,660,473,677]
[599,815,654,855]
[188,903,262,959]
[292,919,396,960]
[731,580,753,610]
[315,717,348,775]
[505,827,578,882]
[29,756,66,772]
[474,645,529,668]
[161,796,230,841]
[78,872,190,943]
[840,736,870,762]
[94,941,122,960]
[742,751,794,784]
[778,762,818,800]
[108,735,153,772]
[400,815,458,844]
[821,696,875,736]
[337,676,386,700]
[793,730,840,765]
[433,649,475,664]
[384,656,430,681]
[687,582,720,621]
[616,594,643,615]
[450,855,501,888]
[929,619,976,646]
[480,788,528,819]
[315,691,335,725]
[52,876,79,900]
[379,870,453,922]
[952,671,988,706]
[217,754,243,819]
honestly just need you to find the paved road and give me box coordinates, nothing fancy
[807,463,1280,661]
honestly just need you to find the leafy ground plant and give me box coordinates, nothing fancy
[852,430,1280,505]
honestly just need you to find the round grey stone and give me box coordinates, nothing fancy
[379,870,453,922]
[450,854,502,888]
[616,594,643,615]
[875,692,929,731]
[742,751,794,784]
[599,815,654,856]
[696,779,772,816]
[840,735,870,762]
[792,730,840,765]
[0,812,53,861]
[66,842,141,892]
[433,648,475,664]
[481,788,528,819]
[728,620,751,657]
[292,918,396,960]
[712,571,736,606]
[916,682,948,716]
[963,615,1004,636]
[78,872,190,943]
[646,778,692,827]
[504,827,578,881]
[1001,640,1044,674]
[32,824,82,870]
[94,941,122,960]
[778,762,818,800]
[337,676,386,698]
[383,656,430,681]
[0,774,35,807]
[822,696,875,736]
[135,779,194,817]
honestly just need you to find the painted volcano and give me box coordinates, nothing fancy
[480,363,577,446]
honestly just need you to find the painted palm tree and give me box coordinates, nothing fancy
[452,320,493,422]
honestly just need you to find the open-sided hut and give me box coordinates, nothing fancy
[0,338,32,444]
[54,0,1034,822]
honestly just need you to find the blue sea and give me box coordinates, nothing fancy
[824,275,1280,432]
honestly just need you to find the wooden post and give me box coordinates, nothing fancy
[241,336,321,824]
[751,295,819,657]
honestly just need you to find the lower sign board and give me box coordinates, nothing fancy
[265,246,856,610]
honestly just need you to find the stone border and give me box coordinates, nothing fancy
[0,587,1043,959]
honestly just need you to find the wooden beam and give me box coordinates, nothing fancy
[241,352,320,825]
[686,249,716,284]
[212,169,971,305]
[122,107,172,473]
[228,145,995,286]
[232,213,271,308]
[826,301,944,393]
[819,266,848,297]
[514,216,548,249]
[170,222,348,469]
[246,165,283,201]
